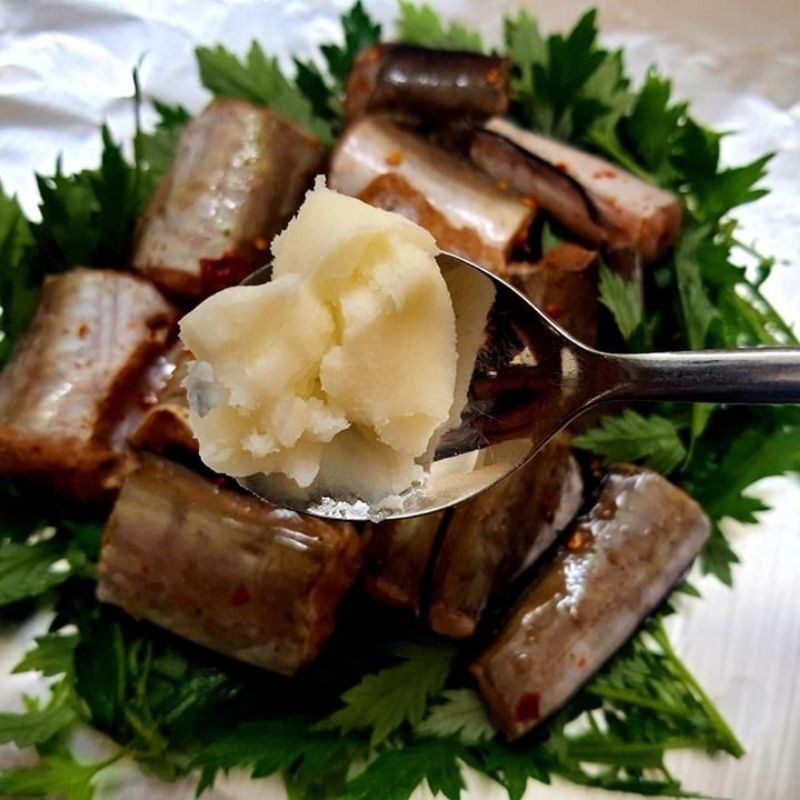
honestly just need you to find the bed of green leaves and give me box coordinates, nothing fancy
[0,2,796,798]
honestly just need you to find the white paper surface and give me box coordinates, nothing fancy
[0,1,798,798]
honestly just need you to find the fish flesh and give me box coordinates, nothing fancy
[133,100,324,297]
[97,455,363,675]
[0,269,177,500]
[329,115,534,275]
[471,466,709,738]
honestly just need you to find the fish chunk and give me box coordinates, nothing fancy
[97,456,362,676]
[363,512,445,615]
[133,99,323,297]
[471,118,682,263]
[128,342,196,454]
[345,43,511,122]
[471,466,709,738]
[428,436,582,639]
[508,243,599,346]
[329,115,534,276]
[0,269,177,500]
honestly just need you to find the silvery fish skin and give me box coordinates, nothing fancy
[328,115,535,276]
[128,342,197,455]
[345,43,511,122]
[471,466,710,739]
[133,99,323,298]
[428,436,583,639]
[97,455,362,676]
[471,118,682,264]
[363,512,445,615]
[0,268,177,500]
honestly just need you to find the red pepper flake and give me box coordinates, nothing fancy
[200,252,253,295]
[577,656,587,668]
[515,692,541,722]
[100,532,111,548]
[77,323,90,338]
[385,151,404,166]
[485,68,501,85]
[495,179,509,192]
[230,584,251,606]
[554,161,568,172]
[139,562,150,577]
[545,303,563,320]
[593,167,617,179]
[521,195,536,209]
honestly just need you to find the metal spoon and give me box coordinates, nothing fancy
[236,252,800,522]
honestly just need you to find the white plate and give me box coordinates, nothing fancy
[0,2,798,798]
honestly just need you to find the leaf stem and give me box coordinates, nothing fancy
[650,623,744,758]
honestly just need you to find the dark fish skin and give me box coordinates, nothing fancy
[97,455,362,676]
[133,99,323,298]
[471,465,710,739]
[329,115,534,276]
[128,342,197,455]
[0,269,177,501]
[345,43,511,123]
[428,435,583,639]
[363,512,445,615]
[471,118,682,264]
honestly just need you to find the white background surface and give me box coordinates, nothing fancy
[0,1,798,798]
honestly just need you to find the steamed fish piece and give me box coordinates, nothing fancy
[345,43,511,123]
[0,268,177,500]
[428,436,582,639]
[471,117,682,263]
[329,115,534,276]
[97,455,362,675]
[133,99,323,297]
[471,466,709,738]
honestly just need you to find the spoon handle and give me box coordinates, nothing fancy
[603,348,800,404]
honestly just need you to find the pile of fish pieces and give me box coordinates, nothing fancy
[0,43,708,739]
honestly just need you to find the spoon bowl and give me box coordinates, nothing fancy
[236,252,800,521]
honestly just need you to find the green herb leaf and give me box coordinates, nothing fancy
[340,738,466,800]
[316,643,456,745]
[598,263,643,341]
[416,689,494,744]
[397,1,482,51]
[195,42,333,145]
[672,223,718,349]
[584,618,743,758]
[31,126,151,274]
[506,10,613,140]
[0,754,112,800]
[573,410,687,474]
[0,692,77,748]
[0,540,70,607]
[136,100,191,188]
[321,1,382,88]
[472,740,555,800]
[699,522,740,587]
[0,184,35,365]
[192,717,360,796]
[621,72,685,175]
[14,632,78,679]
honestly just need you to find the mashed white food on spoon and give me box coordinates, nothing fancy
[180,178,458,505]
